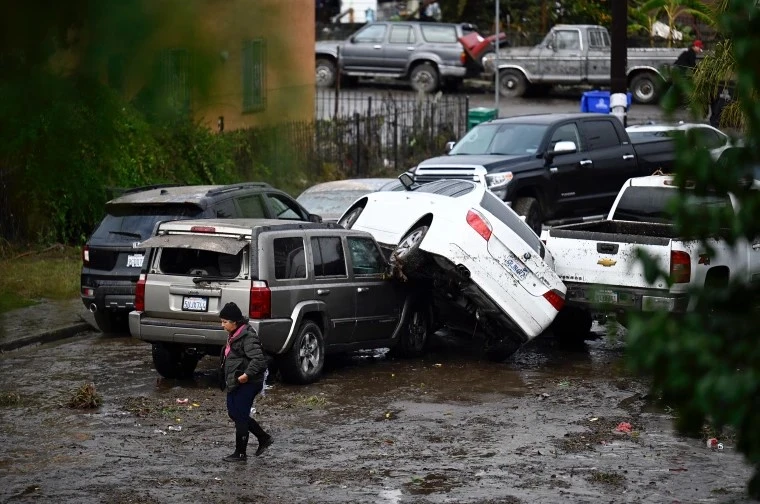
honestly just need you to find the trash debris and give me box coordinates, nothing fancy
[176,398,189,405]
[192,403,200,407]
[433,363,442,368]
[154,429,167,435]
[615,422,632,433]
[590,417,599,422]
[707,438,719,449]
[168,425,182,432]
[537,392,550,400]
[214,477,222,481]
[718,443,724,450]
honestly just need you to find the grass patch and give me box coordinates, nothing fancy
[0,244,80,313]
[0,392,22,407]
[587,470,626,487]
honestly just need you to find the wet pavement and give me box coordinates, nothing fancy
[0,321,755,504]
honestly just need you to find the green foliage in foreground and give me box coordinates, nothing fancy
[625,0,760,497]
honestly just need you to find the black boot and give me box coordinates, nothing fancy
[248,417,273,456]
[223,423,249,462]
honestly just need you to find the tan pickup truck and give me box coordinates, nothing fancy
[484,24,685,104]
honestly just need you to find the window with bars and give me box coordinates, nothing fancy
[160,48,191,114]
[242,39,267,113]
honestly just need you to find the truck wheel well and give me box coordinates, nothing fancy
[301,312,326,336]
[410,214,433,230]
[514,188,545,213]
[408,59,437,77]
[316,54,337,64]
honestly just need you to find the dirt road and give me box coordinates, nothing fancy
[0,327,753,503]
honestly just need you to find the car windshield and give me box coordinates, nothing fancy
[449,124,548,156]
[611,187,731,224]
[297,190,371,219]
[90,204,203,242]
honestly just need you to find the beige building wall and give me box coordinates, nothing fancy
[195,0,315,130]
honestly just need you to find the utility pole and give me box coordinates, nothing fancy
[610,0,628,126]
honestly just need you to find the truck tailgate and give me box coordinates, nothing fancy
[547,230,673,290]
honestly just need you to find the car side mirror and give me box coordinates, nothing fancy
[545,140,577,162]
[444,141,456,154]
[398,173,416,191]
[309,213,322,223]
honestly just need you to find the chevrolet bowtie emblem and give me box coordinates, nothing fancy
[597,258,617,267]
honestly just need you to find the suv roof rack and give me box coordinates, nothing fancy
[206,182,272,196]
[113,184,183,197]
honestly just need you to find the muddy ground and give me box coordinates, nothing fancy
[0,326,754,504]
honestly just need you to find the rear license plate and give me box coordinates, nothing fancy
[504,255,529,281]
[126,254,144,268]
[595,290,618,304]
[182,296,208,312]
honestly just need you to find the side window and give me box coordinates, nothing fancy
[215,199,237,218]
[555,30,581,50]
[584,120,621,150]
[267,193,305,220]
[588,30,609,48]
[549,123,582,151]
[347,237,386,275]
[242,39,266,113]
[274,237,306,280]
[693,127,726,150]
[389,25,415,44]
[235,194,267,218]
[420,25,457,43]
[354,24,386,43]
[311,237,347,277]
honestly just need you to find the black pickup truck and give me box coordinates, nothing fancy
[409,113,676,234]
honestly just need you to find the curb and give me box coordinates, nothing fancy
[0,321,94,352]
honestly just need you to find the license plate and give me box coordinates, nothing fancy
[126,254,144,268]
[182,296,208,312]
[504,256,529,281]
[595,290,618,304]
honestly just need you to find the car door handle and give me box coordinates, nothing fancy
[357,287,369,293]
[549,167,558,173]
[317,289,330,296]
[407,46,415,51]
[579,159,593,166]
[623,154,635,160]
[373,45,382,50]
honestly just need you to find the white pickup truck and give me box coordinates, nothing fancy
[543,175,760,340]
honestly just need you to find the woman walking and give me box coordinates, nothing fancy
[219,302,273,462]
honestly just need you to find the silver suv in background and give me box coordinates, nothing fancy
[129,218,431,384]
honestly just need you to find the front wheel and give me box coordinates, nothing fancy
[391,225,430,278]
[512,197,543,236]
[629,72,663,104]
[278,321,325,384]
[316,58,337,88]
[389,301,431,358]
[410,63,439,94]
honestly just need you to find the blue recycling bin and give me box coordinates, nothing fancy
[580,90,632,113]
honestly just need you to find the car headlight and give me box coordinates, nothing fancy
[485,171,513,189]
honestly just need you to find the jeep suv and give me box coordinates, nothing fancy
[81,183,319,334]
[128,218,431,384]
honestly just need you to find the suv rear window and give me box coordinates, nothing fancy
[91,204,202,242]
[158,248,243,278]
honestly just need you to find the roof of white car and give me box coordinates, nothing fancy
[626,122,714,132]
[626,174,678,187]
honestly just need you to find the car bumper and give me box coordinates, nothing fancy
[129,311,293,354]
[81,275,136,313]
[425,243,558,340]
[564,283,691,314]
[439,65,467,78]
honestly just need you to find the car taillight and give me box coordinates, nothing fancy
[82,245,90,266]
[466,209,492,241]
[135,274,146,312]
[670,250,691,284]
[249,280,271,319]
[460,51,466,65]
[543,289,565,311]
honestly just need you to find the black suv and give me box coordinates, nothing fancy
[81,182,320,333]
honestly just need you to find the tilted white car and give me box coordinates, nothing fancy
[338,177,567,359]
[625,122,734,161]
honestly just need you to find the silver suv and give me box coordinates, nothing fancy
[128,218,431,384]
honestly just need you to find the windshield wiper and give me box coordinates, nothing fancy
[109,231,142,238]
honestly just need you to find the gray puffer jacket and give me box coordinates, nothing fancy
[221,322,268,392]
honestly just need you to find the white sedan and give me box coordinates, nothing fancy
[626,122,734,161]
[338,177,567,360]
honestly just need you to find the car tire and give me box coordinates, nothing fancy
[550,307,593,344]
[410,63,439,94]
[630,72,662,105]
[278,320,325,385]
[152,343,199,379]
[93,311,128,334]
[512,197,543,236]
[389,301,431,358]
[391,225,429,278]
[498,69,527,98]
[316,58,337,88]
[338,205,364,229]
